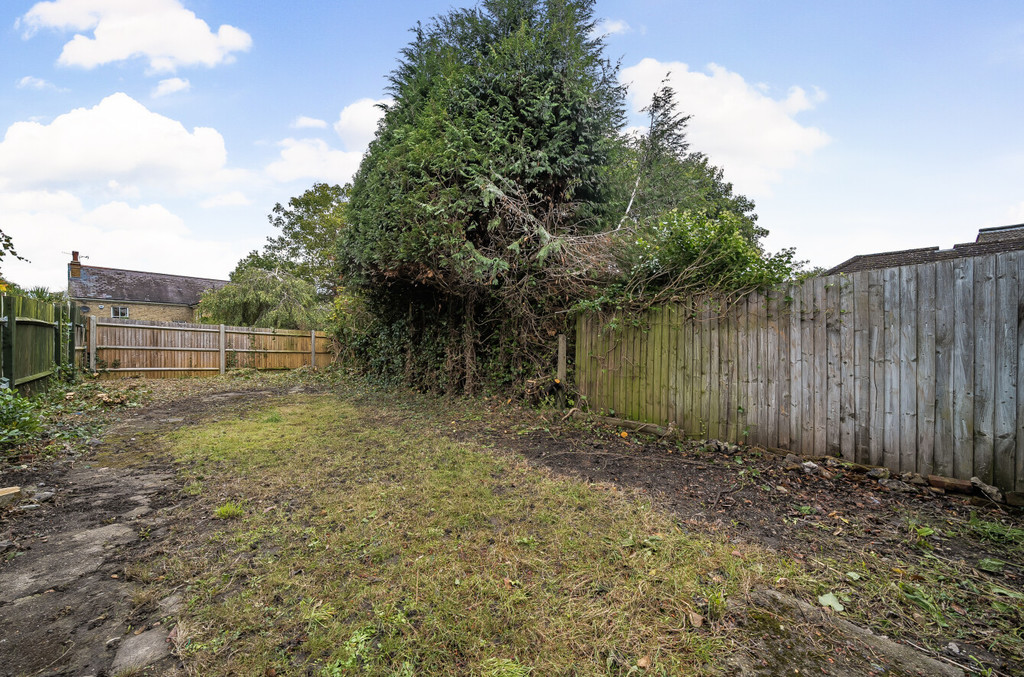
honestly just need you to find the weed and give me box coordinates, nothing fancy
[968,512,1024,547]
[481,657,533,676]
[213,502,244,519]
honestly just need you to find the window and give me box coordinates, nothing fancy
[111,306,129,318]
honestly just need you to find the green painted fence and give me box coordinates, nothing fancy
[576,250,1024,493]
[0,295,80,395]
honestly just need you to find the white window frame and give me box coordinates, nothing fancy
[111,305,130,318]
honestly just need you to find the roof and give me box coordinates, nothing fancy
[69,265,228,306]
[825,224,1024,275]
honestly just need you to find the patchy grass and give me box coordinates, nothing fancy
[147,395,799,676]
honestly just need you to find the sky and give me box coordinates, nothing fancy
[1,0,1023,290]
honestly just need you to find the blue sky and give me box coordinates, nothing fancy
[1,0,1022,290]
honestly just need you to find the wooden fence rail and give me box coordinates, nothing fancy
[576,250,1024,493]
[0,295,78,395]
[88,317,335,378]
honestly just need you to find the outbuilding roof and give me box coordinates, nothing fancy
[69,265,228,306]
[825,224,1024,275]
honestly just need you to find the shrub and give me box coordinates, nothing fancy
[0,388,41,450]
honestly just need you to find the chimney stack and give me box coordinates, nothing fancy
[69,251,81,278]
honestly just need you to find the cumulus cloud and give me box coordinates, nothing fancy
[19,0,252,73]
[200,191,250,208]
[291,116,327,130]
[334,98,390,151]
[0,196,250,288]
[265,138,363,185]
[591,19,631,37]
[16,75,61,91]
[152,77,190,97]
[0,92,228,191]
[621,58,830,196]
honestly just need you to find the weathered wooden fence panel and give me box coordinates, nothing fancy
[0,295,77,395]
[576,251,1024,492]
[88,317,335,378]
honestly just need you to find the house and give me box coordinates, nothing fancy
[826,223,1024,275]
[67,251,228,322]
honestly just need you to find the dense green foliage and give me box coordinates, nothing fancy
[0,387,41,449]
[619,210,796,299]
[197,267,325,330]
[280,1,799,393]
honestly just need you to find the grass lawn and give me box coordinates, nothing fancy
[136,393,797,676]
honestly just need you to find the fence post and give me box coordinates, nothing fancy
[55,304,64,376]
[310,330,316,368]
[89,315,97,373]
[0,296,12,388]
[219,324,226,374]
[557,333,567,409]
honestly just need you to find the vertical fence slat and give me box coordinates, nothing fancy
[801,281,815,454]
[953,257,975,480]
[840,275,855,460]
[899,265,918,473]
[766,291,780,448]
[826,276,842,456]
[789,285,803,451]
[917,263,937,476]
[883,267,901,473]
[994,252,1017,491]
[934,260,955,477]
[974,255,996,483]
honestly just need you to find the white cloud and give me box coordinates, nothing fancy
[591,19,631,37]
[152,77,190,97]
[16,75,60,91]
[333,98,390,151]
[265,138,363,185]
[291,116,327,130]
[200,191,250,208]
[0,189,81,214]
[0,196,251,288]
[621,58,830,196]
[20,0,252,73]
[1010,201,1024,222]
[0,92,228,191]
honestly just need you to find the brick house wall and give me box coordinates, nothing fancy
[75,298,195,323]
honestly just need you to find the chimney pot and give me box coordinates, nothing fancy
[72,251,79,262]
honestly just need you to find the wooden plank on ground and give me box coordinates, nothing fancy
[993,252,1018,491]
[973,254,996,483]
[899,265,918,474]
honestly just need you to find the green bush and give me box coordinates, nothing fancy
[0,388,41,449]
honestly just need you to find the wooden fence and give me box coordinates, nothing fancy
[576,250,1024,493]
[0,295,79,395]
[86,317,335,378]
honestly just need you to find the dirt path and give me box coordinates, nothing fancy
[0,387,287,676]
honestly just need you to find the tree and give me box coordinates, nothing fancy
[247,183,348,299]
[610,80,762,243]
[342,0,625,392]
[0,228,27,276]
[197,267,325,330]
